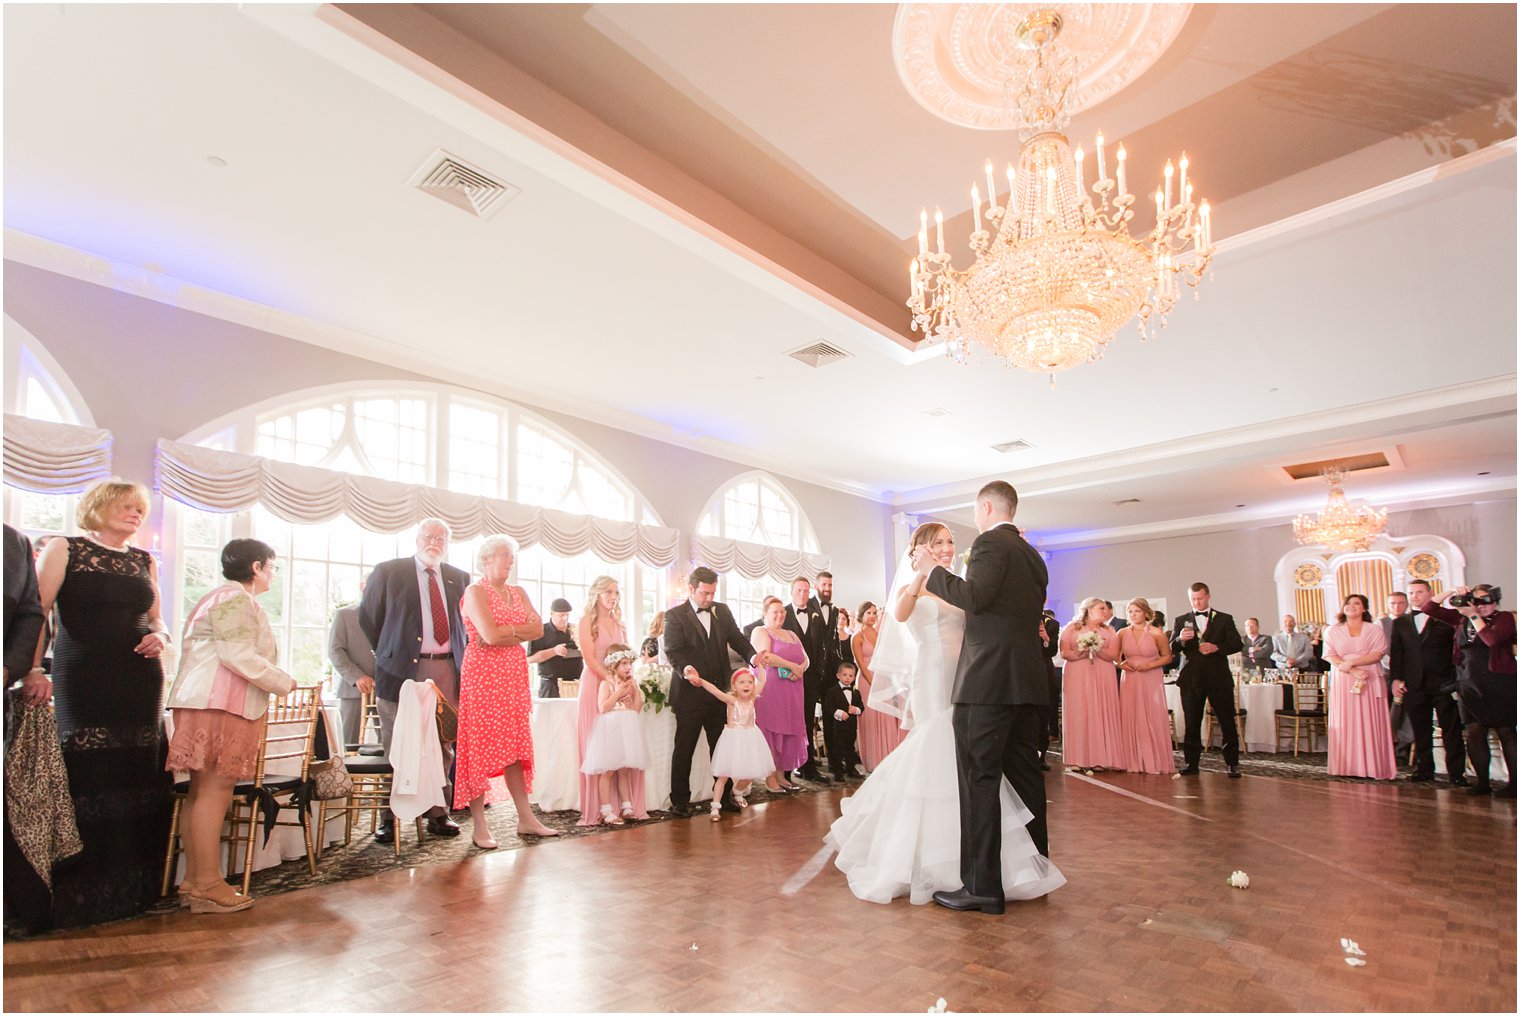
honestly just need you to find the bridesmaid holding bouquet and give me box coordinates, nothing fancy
[1060,597,1124,771]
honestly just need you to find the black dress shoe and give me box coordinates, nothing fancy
[669,802,693,817]
[1450,774,1472,787]
[1179,765,1200,776]
[1227,766,1242,779]
[931,888,1005,915]
[1467,782,1493,796]
[427,815,462,837]
[797,765,824,781]
[720,800,743,814]
[1496,784,1517,799]
[1039,759,1052,772]
[373,823,394,844]
[1406,772,1436,783]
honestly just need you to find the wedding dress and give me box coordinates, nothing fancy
[824,592,1066,905]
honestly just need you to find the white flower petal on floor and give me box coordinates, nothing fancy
[1227,870,1250,889]
[1345,957,1367,968]
[1340,937,1366,956]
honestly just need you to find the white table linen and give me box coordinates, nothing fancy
[528,697,712,812]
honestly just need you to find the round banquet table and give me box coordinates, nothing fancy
[527,696,713,812]
[1163,680,1326,753]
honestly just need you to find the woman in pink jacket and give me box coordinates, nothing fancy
[165,539,297,914]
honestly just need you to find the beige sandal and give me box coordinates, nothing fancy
[187,881,254,914]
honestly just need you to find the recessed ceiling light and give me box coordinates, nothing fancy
[1478,471,1491,476]
[1112,497,1141,506]
[1267,387,1278,393]
[206,155,227,168]
[1235,504,1246,508]
[924,408,950,418]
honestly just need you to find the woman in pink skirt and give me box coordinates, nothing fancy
[852,601,906,771]
[575,576,649,825]
[1116,598,1176,774]
[1324,593,1396,779]
[1060,597,1124,770]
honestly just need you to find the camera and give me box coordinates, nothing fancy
[1450,587,1501,608]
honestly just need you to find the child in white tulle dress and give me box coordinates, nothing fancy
[682,667,774,822]
[580,644,650,826]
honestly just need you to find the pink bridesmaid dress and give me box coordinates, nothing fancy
[576,620,649,824]
[1116,627,1177,774]
[1325,621,1396,779]
[854,630,906,772]
[1060,624,1125,769]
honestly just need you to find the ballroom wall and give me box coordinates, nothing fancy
[2,261,894,609]
[1044,498,1519,626]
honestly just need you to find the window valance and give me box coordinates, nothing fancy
[690,533,830,583]
[2,414,113,493]
[154,439,680,568]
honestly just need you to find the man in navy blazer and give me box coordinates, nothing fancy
[358,518,469,840]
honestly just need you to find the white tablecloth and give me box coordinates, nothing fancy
[169,703,346,880]
[1164,681,1322,753]
[528,697,712,813]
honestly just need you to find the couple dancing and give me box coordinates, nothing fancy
[827,481,1065,914]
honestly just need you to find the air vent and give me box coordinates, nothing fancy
[787,341,851,368]
[991,439,1034,453]
[1282,451,1390,481]
[408,149,518,220]
[924,408,951,418]
[1112,497,1142,506]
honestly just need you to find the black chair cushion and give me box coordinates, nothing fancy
[231,775,301,798]
[344,757,394,775]
[1275,708,1325,717]
[356,744,385,757]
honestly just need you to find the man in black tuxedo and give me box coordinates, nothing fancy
[665,567,760,817]
[1038,608,1061,771]
[784,577,831,781]
[1391,580,1468,785]
[822,661,865,779]
[357,518,469,840]
[919,481,1052,915]
[1170,581,1244,777]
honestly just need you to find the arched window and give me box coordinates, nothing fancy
[699,472,820,624]
[2,321,92,540]
[169,383,668,682]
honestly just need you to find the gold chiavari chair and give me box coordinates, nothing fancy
[1273,671,1328,756]
[1203,677,1247,750]
[162,686,324,898]
[315,689,423,858]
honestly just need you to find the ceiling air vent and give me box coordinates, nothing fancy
[924,408,951,418]
[1112,497,1142,506]
[787,341,852,368]
[1282,451,1390,481]
[408,149,518,220]
[991,439,1034,453]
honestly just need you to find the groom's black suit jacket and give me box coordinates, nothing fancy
[925,523,1050,706]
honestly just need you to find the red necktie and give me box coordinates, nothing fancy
[426,567,450,645]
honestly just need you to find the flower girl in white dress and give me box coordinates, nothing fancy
[580,645,651,825]
[682,667,775,821]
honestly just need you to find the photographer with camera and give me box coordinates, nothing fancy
[1421,584,1516,797]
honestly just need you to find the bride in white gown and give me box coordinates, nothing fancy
[825,522,1065,905]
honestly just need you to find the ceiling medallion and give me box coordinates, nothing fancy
[893,3,1193,130]
[1293,468,1390,553]
[905,7,1213,381]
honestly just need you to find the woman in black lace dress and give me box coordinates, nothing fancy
[28,479,174,928]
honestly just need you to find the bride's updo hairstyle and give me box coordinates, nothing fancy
[905,522,951,564]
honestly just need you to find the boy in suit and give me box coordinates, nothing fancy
[823,661,865,779]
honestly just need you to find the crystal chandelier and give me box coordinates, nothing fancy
[1293,468,1389,552]
[906,10,1214,381]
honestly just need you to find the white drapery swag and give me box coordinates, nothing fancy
[689,533,830,583]
[154,439,681,568]
[2,414,113,493]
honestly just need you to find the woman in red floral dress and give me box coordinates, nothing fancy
[455,536,560,848]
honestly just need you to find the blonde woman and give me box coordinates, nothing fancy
[1115,598,1176,774]
[1059,597,1124,771]
[30,478,173,927]
[575,576,647,824]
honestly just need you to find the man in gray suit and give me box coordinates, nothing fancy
[328,583,375,747]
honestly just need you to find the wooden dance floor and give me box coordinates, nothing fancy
[5,770,1515,1012]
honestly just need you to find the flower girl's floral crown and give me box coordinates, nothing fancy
[604,648,637,666]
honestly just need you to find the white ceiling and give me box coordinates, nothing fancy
[2,3,1514,547]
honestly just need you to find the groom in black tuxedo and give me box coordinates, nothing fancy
[918,481,1051,915]
[664,566,761,817]
[1169,581,1244,777]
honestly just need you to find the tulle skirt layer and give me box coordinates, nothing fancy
[825,709,1066,905]
[580,712,651,774]
[710,725,776,781]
